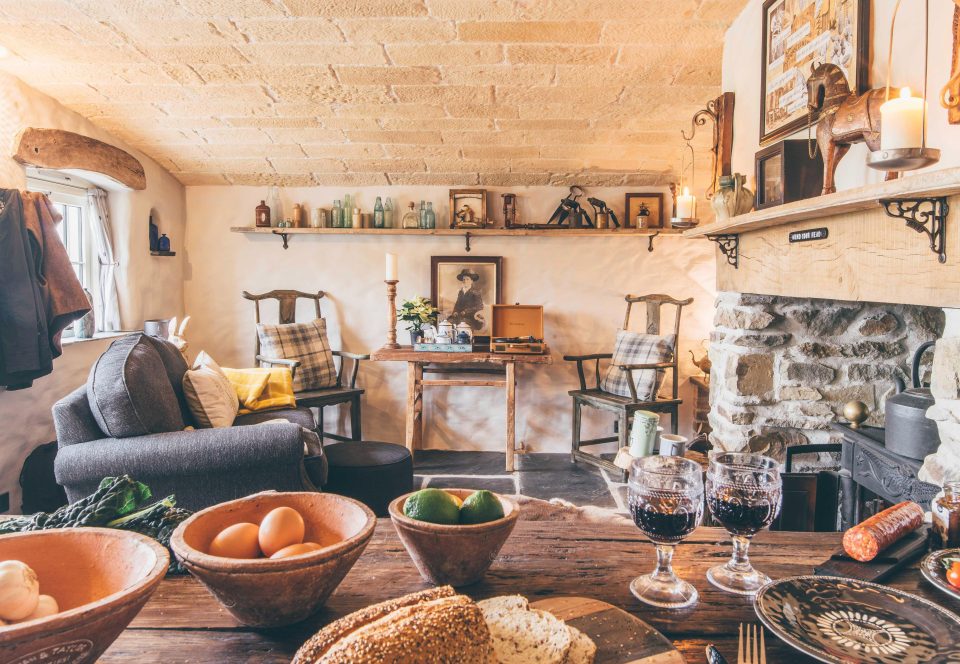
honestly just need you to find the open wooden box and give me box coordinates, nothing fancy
[491,304,545,354]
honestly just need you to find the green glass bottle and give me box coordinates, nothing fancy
[384,197,394,228]
[374,196,385,229]
[424,201,436,229]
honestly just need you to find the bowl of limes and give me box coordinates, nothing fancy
[388,488,518,587]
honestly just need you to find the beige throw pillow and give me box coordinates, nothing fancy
[182,351,240,428]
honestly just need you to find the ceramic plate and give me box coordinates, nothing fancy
[921,549,960,603]
[754,575,960,664]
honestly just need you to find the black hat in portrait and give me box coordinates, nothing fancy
[456,269,480,282]
[451,270,484,330]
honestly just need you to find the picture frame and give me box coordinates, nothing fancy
[624,193,664,229]
[754,139,824,210]
[760,0,869,145]
[431,256,503,337]
[449,189,487,229]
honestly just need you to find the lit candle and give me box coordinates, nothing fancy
[385,253,398,281]
[880,87,924,150]
[676,186,696,219]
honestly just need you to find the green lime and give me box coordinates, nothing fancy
[403,488,461,525]
[459,490,505,524]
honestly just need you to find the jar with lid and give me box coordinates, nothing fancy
[932,480,960,549]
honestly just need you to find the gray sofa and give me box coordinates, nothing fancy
[53,333,326,511]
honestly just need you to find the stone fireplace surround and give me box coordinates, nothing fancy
[707,291,945,465]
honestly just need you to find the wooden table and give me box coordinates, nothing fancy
[103,523,952,663]
[370,346,553,471]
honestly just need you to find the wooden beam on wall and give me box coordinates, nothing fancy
[13,128,146,190]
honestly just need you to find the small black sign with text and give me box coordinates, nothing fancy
[789,227,829,243]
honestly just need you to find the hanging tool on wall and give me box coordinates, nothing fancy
[587,197,620,229]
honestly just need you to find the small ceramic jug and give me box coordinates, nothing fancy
[711,173,754,220]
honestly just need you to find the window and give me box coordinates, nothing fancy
[53,199,86,288]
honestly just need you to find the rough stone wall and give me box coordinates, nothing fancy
[708,292,945,459]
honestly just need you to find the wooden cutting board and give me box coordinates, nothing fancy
[531,597,685,664]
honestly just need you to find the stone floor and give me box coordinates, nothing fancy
[413,450,628,513]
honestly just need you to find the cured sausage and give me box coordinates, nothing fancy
[842,501,924,562]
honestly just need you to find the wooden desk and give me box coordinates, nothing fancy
[104,524,949,663]
[370,346,552,472]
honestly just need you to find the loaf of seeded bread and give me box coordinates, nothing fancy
[564,625,597,664]
[483,606,572,664]
[292,587,493,664]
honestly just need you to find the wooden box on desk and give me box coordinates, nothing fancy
[491,304,545,354]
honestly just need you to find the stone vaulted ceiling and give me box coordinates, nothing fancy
[0,0,746,187]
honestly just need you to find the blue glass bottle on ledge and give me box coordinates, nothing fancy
[424,201,436,229]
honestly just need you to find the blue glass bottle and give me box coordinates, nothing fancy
[424,201,436,229]
[332,199,342,228]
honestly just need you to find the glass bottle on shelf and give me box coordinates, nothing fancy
[332,199,342,228]
[352,207,361,228]
[401,202,419,229]
[374,196,385,228]
[418,200,426,229]
[384,197,394,228]
[424,201,436,229]
[266,186,283,228]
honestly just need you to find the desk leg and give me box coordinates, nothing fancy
[506,361,516,472]
[406,362,423,453]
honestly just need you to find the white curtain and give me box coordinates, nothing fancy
[87,188,121,331]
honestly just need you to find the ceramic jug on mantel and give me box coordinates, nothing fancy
[711,173,754,220]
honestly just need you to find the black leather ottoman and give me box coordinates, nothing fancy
[322,442,413,517]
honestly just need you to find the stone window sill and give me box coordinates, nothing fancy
[61,331,130,346]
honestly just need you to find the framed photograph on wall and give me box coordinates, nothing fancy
[431,256,502,337]
[624,193,664,229]
[760,0,869,145]
[449,189,487,229]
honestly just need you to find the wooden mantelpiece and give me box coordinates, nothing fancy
[685,167,960,308]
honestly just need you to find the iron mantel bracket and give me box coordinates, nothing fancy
[706,233,739,268]
[879,197,948,263]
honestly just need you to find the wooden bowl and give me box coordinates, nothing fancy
[388,489,519,587]
[170,491,375,627]
[0,528,169,664]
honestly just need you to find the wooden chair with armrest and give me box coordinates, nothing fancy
[243,289,368,442]
[564,294,693,480]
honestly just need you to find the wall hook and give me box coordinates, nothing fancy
[647,230,660,252]
[272,229,291,249]
[464,231,472,252]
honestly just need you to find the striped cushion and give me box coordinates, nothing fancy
[600,330,675,399]
[257,318,336,391]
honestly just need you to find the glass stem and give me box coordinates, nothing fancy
[652,544,678,582]
[729,535,753,571]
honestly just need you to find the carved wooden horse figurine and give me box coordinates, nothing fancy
[806,63,897,194]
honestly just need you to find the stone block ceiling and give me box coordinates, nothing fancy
[0,0,745,186]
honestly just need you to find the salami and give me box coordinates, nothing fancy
[842,501,924,562]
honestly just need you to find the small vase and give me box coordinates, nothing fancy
[409,329,423,345]
[711,174,755,220]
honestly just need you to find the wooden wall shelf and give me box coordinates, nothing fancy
[684,166,960,238]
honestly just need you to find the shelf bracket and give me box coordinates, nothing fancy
[647,230,660,252]
[879,197,948,264]
[272,230,291,250]
[706,233,739,268]
[464,231,472,252]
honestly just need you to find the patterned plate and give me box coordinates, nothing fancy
[921,549,960,603]
[754,575,960,664]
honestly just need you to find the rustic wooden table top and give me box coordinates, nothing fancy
[102,522,949,663]
[370,345,553,364]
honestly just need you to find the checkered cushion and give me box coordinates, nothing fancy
[600,330,675,399]
[256,318,336,392]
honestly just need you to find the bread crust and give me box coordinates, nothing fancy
[292,586,457,664]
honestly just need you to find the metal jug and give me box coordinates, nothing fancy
[885,340,940,459]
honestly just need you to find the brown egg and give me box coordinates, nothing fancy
[269,542,323,559]
[209,522,262,558]
[258,507,305,557]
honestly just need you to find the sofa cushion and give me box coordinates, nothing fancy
[86,333,185,438]
[256,318,336,392]
[234,407,316,430]
[182,351,239,428]
[600,330,675,399]
[142,334,193,425]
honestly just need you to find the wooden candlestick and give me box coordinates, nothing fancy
[384,280,400,349]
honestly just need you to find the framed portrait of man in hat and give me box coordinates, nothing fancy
[430,256,503,337]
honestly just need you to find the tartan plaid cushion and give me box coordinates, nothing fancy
[256,318,336,391]
[600,330,675,399]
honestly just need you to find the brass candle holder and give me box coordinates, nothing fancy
[384,279,399,349]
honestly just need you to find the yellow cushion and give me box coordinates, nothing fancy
[222,367,296,414]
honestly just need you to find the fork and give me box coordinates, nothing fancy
[737,623,766,664]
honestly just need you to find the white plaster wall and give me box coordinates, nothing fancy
[0,73,186,511]
[723,0,960,190]
[184,185,717,453]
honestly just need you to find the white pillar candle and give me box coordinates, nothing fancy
[385,253,398,281]
[880,87,925,150]
[676,186,696,219]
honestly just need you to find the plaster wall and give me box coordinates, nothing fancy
[184,185,717,453]
[0,73,186,511]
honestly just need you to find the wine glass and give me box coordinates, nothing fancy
[706,452,782,595]
[627,455,704,609]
